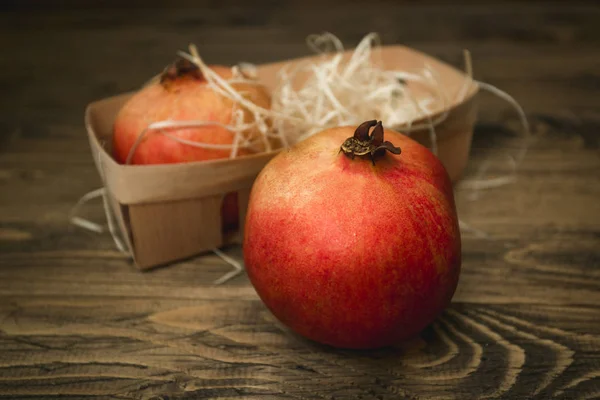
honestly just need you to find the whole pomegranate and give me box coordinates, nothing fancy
[243,120,461,349]
[113,58,272,233]
[113,58,272,164]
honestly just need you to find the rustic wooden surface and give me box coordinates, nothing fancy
[1,1,599,399]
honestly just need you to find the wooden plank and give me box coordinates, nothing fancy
[0,297,597,399]
[1,221,599,306]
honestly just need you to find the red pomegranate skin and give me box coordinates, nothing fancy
[243,125,461,349]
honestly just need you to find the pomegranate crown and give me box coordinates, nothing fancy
[340,120,401,165]
[160,58,204,85]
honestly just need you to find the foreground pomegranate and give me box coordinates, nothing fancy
[243,120,461,349]
[113,58,272,232]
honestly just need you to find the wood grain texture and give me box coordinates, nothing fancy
[1,1,599,399]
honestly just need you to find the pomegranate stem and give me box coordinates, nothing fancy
[340,121,401,165]
[160,58,204,85]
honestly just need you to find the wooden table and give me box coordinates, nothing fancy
[1,2,599,399]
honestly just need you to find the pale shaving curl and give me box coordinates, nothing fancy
[269,32,457,154]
